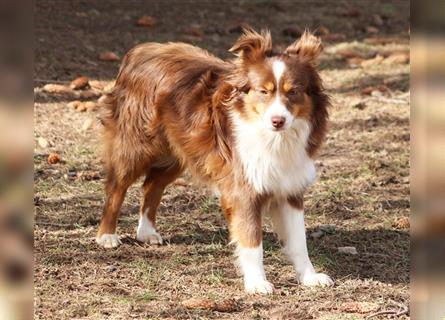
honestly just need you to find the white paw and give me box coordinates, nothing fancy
[245,278,274,294]
[136,215,163,245]
[96,233,122,248]
[136,231,163,245]
[300,272,333,287]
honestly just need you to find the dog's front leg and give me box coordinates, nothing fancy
[223,195,274,294]
[236,241,273,294]
[270,196,333,287]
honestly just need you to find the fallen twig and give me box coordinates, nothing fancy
[366,309,399,319]
[36,221,71,227]
[366,300,409,319]
[38,195,102,203]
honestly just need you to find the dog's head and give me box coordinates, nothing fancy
[228,28,328,137]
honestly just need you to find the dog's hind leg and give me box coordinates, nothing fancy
[136,162,183,244]
[96,146,147,248]
[96,168,135,248]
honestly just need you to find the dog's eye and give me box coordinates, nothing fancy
[288,88,301,96]
[258,89,269,95]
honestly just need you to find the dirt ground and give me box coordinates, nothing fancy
[34,1,410,319]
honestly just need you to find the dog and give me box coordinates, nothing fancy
[96,27,332,294]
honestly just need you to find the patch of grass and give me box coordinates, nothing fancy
[136,291,156,302]
[263,237,280,253]
[380,3,395,16]
[205,268,225,285]
[171,252,192,265]
[200,197,220,214]
[114,295,132,305]
[130,259,156,283]
[310,251,335,272]
[203,242,225,254]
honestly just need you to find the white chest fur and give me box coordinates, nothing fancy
[234,118,316,196]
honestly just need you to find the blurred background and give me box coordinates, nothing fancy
[411,0,445,319]
[0,0,440,319]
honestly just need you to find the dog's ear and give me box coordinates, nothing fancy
[285,31,322,63]
[229,27,272,63]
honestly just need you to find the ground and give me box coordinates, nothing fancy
[34,1,410,319]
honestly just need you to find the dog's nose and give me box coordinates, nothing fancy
[271,116,286,129]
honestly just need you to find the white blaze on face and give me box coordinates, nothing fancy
[272,60,285,81]
[263,60,293,131]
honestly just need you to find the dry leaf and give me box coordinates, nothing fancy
[336,48,365,59]
[348,57,364,66]
[136,15,156,27]
[393,216,410,229]
[372,14,384,26]
[84,101,97,112]
[181,298,237,312]
[364,36,403,45]
[82,171,101,181]
[360,54,384,68]
[340,301,378,313]
[383,75,406,86]
[103,81,116,93]
[77,104,87,112]
[173,178,189,187]
[78,90,99,99]
[47,153,61,165]
[317,26,330,36]
[99,51,120,62]
[383,53,410,65]
[181,298,216,310]
[42,84,74,95]
[361,85,386,95]
[70,76,89,90]
[366,26,379,34]
[361,86,375,95]
[183,26,204,38]
[322,33,346,42]
[68,100,82,110]
[215,299,237,312]
[340,8,360,17]
[352,102,367,110]
[88,80,105,90]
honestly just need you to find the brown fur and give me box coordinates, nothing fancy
[97,28,329,249]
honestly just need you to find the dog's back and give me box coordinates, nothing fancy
[99,42,231,183]
[106,42,228,118]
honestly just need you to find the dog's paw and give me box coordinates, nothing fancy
[136,231,163,245]
[96,233,122,248]
[300,272,333,287]
[245,279,274,294]
[136,215,163,245]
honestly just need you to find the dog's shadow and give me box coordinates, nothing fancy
[168,225,409,286]
[36,196,408,286]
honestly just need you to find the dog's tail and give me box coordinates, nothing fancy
[96,85,117,126]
